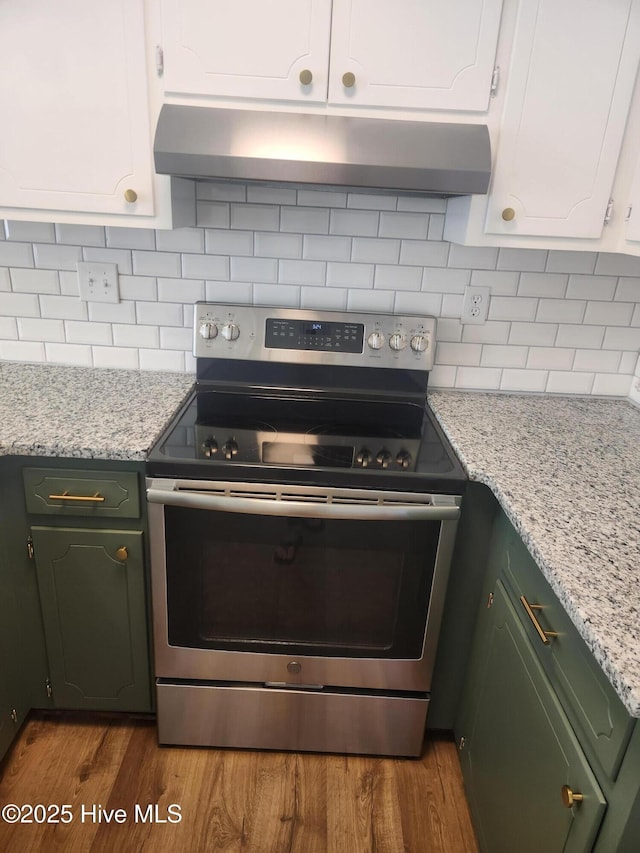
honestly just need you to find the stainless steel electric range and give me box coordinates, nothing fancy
[146,302,466,757]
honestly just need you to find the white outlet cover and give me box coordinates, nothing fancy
[461,285,490,325]
[77,261,120,304]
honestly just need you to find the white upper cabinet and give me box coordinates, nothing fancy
[160,0,333,103]
[484,0,640,240]
[0,0,161,221]
[327,0,503,111]
[159,0,503,112]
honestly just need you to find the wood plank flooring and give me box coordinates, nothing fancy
[0,712,478,853]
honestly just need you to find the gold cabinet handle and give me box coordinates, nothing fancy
[342,71,356,88]
[124,189,138,203]
[48,491,106,503]
[115,546,128,562]
[561,785,584,808]
[520,595,559,645]
[299,69,313,85]
[502,207,516,221]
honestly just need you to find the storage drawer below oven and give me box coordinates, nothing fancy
[156,681,428,758]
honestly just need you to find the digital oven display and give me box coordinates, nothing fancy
[265,318,364,353]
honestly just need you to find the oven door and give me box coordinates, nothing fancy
[147,478,460,693]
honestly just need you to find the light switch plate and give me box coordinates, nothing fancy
[77,261,120,303]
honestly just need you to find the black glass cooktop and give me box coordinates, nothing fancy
[147,387,466,494]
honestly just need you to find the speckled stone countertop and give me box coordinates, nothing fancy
[0,362,194,460]
[428,390,640,718]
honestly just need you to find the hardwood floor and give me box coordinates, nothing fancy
[0,712,478,853]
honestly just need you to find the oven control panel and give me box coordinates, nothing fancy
[194,303,436,370]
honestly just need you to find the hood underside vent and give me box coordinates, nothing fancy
[154,104,491,197]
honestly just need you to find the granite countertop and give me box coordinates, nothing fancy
[428,389,640,718]
[0,362,194,460]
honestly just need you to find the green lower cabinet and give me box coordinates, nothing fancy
[458,580,606,853]
[30,526,151,712]
[0,670,17,761]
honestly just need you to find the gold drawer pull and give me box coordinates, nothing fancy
[520,595,559,645]
[48,491,106,503]
[115,546,128,562]
[299,69,313,85]
[561,785,584,808]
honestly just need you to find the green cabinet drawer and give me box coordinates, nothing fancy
[23,468,140,518]
[497,513,634,782]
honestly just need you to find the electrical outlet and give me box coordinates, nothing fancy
[77,262,120,303]
[461,285,490,325]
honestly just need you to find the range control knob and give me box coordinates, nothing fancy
[396,450,412,470]
[410,334,429,353]
[355,448,372,468]
[376,449,392,469]
[367,330,385,350]
[222,440,239,460]
[389,332,407,351]
[202,438,218,458]
[221,322,240,341]
[199,322,218,340]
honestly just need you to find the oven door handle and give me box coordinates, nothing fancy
[146,488,460,522]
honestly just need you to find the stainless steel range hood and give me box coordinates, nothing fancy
[154,105,491,196]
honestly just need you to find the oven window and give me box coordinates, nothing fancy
[164,505,440,659]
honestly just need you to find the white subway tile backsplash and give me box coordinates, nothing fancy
[254,232,302,259]
[379,212,429,240]
[82,247,133,274]
[45,342,92,366]
[106,227,155,250]
[55,224,105,248]
[279,259,326,286]
[326,262,374,289]
[566,275,617,301]
[0,241,34,267]
[5,221,55,243]
[281,206,329,234]
[374,264,422,291]
[196,202,231,228]
[231,256,278,283]
[134,250,182,278]
[2,182,640,398]
[10,268,59,294]
[490,296,538,322]
[17,318,65,342]
[527,346,574,370]
[399,240,449,267]
[351,237,400,265]
[497,247,547,272]
[448,244,498,270]
[34,243,81,271]
[536,299,585,324]
[205,228,253,256]
[518,273,568,298]
[455,366,502,389]
[112,324,159,348]
[583,301,634,326]
[155,227,205,254]
[330,209,379,237]
[0,292,40,317]
[181,253,228,280]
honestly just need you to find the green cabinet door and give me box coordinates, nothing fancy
[458,580,606,853]
[31,527,151,712]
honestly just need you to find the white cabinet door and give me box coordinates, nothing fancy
[485,0,640,239]
[624,156,640,243]
[160,0,332,103]
[0,1,155,217]
[328,0,503,111]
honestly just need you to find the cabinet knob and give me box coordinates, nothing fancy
[501,207,516,221]
[342,71,356,88]
[299,69,313,85]
[124,189,138,203]
[115,546,128,562]
[561,785,584,808]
